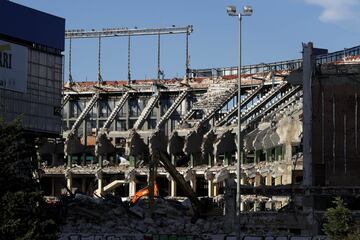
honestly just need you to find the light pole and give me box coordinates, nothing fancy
[227,4,253,237]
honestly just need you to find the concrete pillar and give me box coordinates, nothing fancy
[66,176,72,193]
[208,154,213,167]
[254,200,259,212]
[181,96,188,116]
[265,174,272,186]
[224,153,230,167]
[255,150,260,164]
[98,155,103,168]
[169,155,177,197]
[51,153,56,166]
[303,42,314,187]
[190,154,194,167]
[51,177,55,196]
[240,200,245,211]
[275,176,282,186]
[170,180,177,197]
[275,146,281,161]
[213,183,218,196]
[284,144,292,161]
[208,180,214,197]
[82,153,86,166]
[190,177,196,192]
[129,155,136,167]
[82,177,86,193]
[67,155,72,168]
[129,181,136,197]
[171,154,176,166]
[97,178,103,196]
[83,119,87,147]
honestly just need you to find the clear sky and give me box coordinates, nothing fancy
[11,0,360,82]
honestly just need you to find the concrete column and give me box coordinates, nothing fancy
[181,97,188,116]
[275,146,281,161]
[83,119,87,147]
[208,154,213,167]
[67,155,72,168]
[82,153,86,166]
[224,153,229,167]
[284,144,292,161]
[51,153,56,166]
[97,178,103,196]
[190,154,194,167]
[98,155,103,168]
[275,176,282,186]
[82,177,86,193]
[66,176,72,193]
[213,183,218,196]
[171,154,176,166]
[129,155,136,167]
[208,180,214,197]
[255,150,260,164]
[129,181,136,197]
[170,180,177,197]
[240,200,245,211]
[265,175,272,186]
[170,155,177,197]
[303,42,314,187]
[254,200,259,212]
[190,177,196,192]
[51,177,55,196]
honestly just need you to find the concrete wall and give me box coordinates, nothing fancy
[312,68,360,186]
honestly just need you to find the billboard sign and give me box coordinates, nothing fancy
[0,40,28,93]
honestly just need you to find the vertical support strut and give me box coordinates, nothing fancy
[128,34,131,85]
[185,31,190,81]
[157,32,161,82]
[68,37,73,84]
[98,35,102,84]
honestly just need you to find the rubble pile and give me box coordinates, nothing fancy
[61,194,230,235]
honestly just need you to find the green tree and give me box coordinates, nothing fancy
[0,119,58,240]
[323,197,353,240]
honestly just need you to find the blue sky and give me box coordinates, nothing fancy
[12,0,360,82]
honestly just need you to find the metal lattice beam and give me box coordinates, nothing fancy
[65,25,193,39]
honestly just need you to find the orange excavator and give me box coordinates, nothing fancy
[130,183,159,205]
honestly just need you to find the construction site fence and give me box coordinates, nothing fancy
[60,233,326,240]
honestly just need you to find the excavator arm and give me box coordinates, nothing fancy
[129,150,204,215]
[130,183,159,205]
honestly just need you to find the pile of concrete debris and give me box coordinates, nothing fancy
[60,194,231,235]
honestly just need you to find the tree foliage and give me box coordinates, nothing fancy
[323,197,359,240]
[0,119,58,240]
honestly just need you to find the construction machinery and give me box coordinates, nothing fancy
[130,183,159,205]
